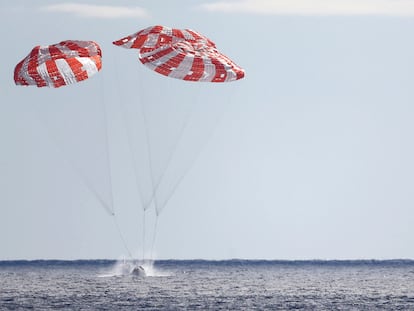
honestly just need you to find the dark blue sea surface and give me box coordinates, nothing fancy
[1,259,414,310]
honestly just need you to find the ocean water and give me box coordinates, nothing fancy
[1,260,414,310]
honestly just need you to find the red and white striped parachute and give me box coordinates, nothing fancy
[14,40,102,88]
[113,25,245,82]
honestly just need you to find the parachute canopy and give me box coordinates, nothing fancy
[113,25,245,82]
[14,40,102,88]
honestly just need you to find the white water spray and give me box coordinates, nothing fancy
[98,257,170,278]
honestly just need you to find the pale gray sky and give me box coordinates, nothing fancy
[1,0,414,260]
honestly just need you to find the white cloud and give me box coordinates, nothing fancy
[198,0,414,16]
[41,3,150,19]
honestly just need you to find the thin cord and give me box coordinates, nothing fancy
[112,214,134,259]
[30,91,115,216]
[100,72,135,260]
[140,99,157,212]
[157,86,232,214]
[99,71,115,216]
[145,90,197,214]
[142,209,146,261]
[150,214,159,261]
[112,51,148,261]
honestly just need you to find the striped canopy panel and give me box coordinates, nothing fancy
[113,25,245,82]
[14,40,102,88]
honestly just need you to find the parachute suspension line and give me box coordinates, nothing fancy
[140,99,157,212]
[112,52,148,261]
[99,72,135,260]
[154,83,204,215]
[142,208,146,261]
[142,82,201,261]
[98,71,115,211]
[141,88,161,263]
[29,101,115,216]
[148,85,199,215]
[124,58,158,214]
[150,213,159,262]
[112,212,134,260]
[113,53,146,212]
[132,64,158,263]
[159,85,231,214]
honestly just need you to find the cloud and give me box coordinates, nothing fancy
[198,0,414,16]
[41,3,150,19]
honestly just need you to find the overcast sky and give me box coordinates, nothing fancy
[1,0,414,260]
